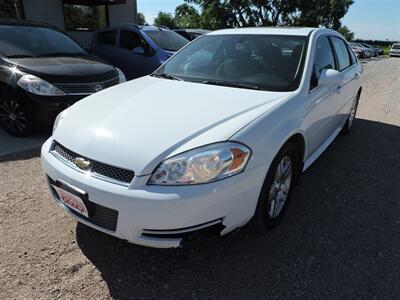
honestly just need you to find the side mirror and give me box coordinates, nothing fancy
[318,68,341,85]
[132,47,145,55]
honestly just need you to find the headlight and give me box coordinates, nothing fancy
[148,142,251,185]
[52,109,68,135]
[116,67,126,83]
[17,74,66,96]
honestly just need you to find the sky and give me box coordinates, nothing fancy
[137,0,400,41]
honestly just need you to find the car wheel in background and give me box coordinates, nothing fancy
[252,142,300,231]
[0,92,33,137]
[341,92,360,135]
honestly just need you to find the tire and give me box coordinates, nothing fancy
[252,142,301,231]
[341,92,360,135]
[0,92,34,137]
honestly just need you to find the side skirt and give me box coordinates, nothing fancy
[302,121,346,172]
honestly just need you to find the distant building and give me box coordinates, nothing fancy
[1,0,137,46]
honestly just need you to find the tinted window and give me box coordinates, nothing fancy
[98,30,116,46]
[145,30,189,52]
[314,37,336,78]
[331,37,351,71]
[156,34,308,92]
[120,31,148,51]
[0,25,85,57]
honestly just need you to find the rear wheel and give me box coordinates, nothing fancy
[252,142,300,231]
[341,92,360,135]
[0,93,33,137]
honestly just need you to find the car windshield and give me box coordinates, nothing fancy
[392,44,400,49]
[0,25,86,57]
[155,34,308,92]
[145,30,189,52]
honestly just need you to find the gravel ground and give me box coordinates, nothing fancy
[1,57,399,299]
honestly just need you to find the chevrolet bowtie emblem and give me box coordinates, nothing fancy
[74,157,91,170]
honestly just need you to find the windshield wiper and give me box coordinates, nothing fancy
[151,72,183,81]
[5,54,35,58]
[202,80,261,90]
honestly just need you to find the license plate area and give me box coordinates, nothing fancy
[52,180,94,218]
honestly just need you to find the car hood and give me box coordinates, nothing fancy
[54,76,292,176]
[6,56,117,83]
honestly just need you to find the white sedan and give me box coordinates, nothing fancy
[41,27,363,248]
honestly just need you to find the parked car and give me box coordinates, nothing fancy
[0,20,126,137]
[90,25,190,80]
[174,29,211,41]
[389,43,400,57]
[371,45,384,55]
[358,43,379,56]
[354,42,375,57]
[349,42,368,58]
[42,27,362,248]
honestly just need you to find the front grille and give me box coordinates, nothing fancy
[48,178,118,231]
[54,76,119,95]
[51,141,135,185]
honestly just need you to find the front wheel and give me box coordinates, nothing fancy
[0,94,33,137]
[252,142,300,231]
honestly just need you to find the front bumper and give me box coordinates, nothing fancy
[390,52,400,57]
[41,138,266,248]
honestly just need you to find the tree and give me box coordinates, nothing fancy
[137,12,146,25]
[338,26,354,41]
[175,4,200,28]
[154,11,176,29]
[184,0,354,30]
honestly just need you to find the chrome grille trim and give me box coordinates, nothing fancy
[54,76,119,96]
[50,141,135,187]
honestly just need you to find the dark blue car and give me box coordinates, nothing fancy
[89,25,189,80]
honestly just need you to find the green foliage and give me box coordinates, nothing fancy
[154,11,176,29]
[175,4,200,28]
[182,0,354,30]
[137,12,146,25]
[338,26,354,40]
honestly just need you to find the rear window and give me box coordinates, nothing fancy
[392,44,400,49]
[98,30,117,46]
[145,30,189,52]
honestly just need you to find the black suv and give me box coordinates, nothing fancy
[0,20,126,137]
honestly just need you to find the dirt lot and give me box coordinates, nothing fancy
[1,57,399,299]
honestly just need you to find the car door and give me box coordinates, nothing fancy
[91,30,118,64]
[304,36,341,156]
[329,36,361,126]
[112,30,160,80]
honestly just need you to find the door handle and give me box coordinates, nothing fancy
[336,85,342,93]
[354,72,360,79]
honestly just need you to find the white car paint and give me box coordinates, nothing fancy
[41,27,363,248]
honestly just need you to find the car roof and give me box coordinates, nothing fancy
[175,29,211,34]
[209,27,318,36]
[95,24,172,33]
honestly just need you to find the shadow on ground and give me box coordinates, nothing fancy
[76,118,400,299]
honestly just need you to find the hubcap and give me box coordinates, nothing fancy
[267,156,293,218]
[0,100,27,133]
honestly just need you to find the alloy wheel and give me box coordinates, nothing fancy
[0,100,27,134]
[267,156,293,218]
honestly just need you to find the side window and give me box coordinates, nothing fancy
[347,43,357,65]
[120,30,152,55]
[310,36,336,90]
[331,37,351,71]
[98,30,116,47]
